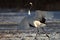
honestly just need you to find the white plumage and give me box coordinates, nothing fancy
[33,20,46,28]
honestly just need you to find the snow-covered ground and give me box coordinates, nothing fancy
[0,10,60,40]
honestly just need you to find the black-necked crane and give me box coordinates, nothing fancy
[29,17,49,40]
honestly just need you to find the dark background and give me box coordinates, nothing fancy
[0,0,60,11]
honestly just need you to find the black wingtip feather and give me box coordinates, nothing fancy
[29,24,35,28]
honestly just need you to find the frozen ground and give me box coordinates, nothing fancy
[0,10,60,40]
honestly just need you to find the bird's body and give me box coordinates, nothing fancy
[33,20,46,28]
[29,20,46,28]
[29,17,46,28]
